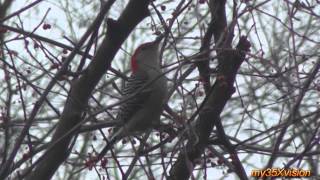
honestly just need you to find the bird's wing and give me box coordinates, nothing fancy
[115,73,151,125]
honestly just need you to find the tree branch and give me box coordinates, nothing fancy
[169,36,251,180]
[25,0,151,179]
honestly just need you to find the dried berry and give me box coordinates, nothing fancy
[42,23,51,30]
[161,5,166,11]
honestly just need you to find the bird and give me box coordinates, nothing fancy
[100,36,167,155]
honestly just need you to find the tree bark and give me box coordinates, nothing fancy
[169,36,251,180]
[26,0,151,179]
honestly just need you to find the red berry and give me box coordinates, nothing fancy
[50,63,59,69]
[197,91,204,97]
[34,43,39,49]
[108,128,113,134]
[9,50,18,56]
[161,5,166,11]
[0,27,8,33]
[42,23,51,30]
[57,75,68,81]
[85,160,93,170]
[62,48,68,54]
[154,31,162,35]
[207,151,214,158]
[101,157,108,168]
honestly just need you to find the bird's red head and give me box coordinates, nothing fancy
[131,42,154,74]
[130,35,164,74]
[131,37,162,73]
